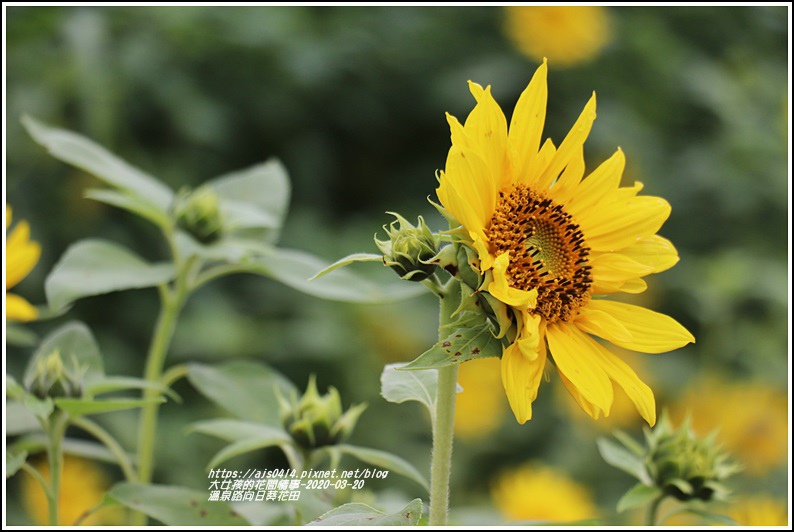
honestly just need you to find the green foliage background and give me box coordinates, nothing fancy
[5,5,789,525]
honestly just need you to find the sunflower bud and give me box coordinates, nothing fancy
[375,213,440,281]
[172,186,223,244]
[645,413,740,502]
[278,375,367,449]
[26,349,83,399]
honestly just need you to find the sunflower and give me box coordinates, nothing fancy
[437,60,694,425]
[6,205,40,321]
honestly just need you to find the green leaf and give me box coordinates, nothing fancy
[209,159,291,243]
[45,239,176,311]
[668,508,737,526]
[6,449,28,478]
[402,321,502,370]
[84,188,171,229]
[612,429,646,457]
[22,115,174,210]
[616,483,663,513]
[187,361,297,426]
[23,394,55,419]
[597,437,652,485]
[107,483,250,526]
[54,397,165,417]
[380,363,437,415]
[206,432,294,469]
[23,321,104,390]
[5,323,38,347]
[6,375,26,401]
[335,444,429,492]
[307,498,423,526]
[84,376,179,402]
[188,418,287,442]
[309,253,384,280]
[241,246,425,303]
[5,400,42,435]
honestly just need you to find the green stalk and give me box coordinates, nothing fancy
[46,412,69,525]
[428,284,459,526]
[646,494,666,526]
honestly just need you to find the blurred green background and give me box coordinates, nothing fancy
[5,5,789,525]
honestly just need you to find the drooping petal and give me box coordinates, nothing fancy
[546,322,613,414]
[501,335,546,424]
[582,300,695,353]
[436,169,488,237]
[488,253,538,308]
[566,325,656,425]
[442,144,493,232]
[558,370,605,420]
[534,93,596,191]
[509,59,548,185]
[6,292,38,321]
[6,221,41,289]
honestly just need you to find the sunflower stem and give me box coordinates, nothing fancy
[428,285,459,526]
[45,411,69,525]
[646,494,666,526]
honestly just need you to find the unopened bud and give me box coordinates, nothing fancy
[375,213,440,281]
[173,186,223,244]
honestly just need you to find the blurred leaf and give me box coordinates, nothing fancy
[5,400,42,435]
[616,483,662,513]
[6,450,28,478]
[5,323,38,347]
[84,376,180,402]
[597,437,652,485]
[613,429,646,457]
[45,239,176,311]
[243,246,424,303]
[23,321,104,390]
[6,375,26,400]
[334,444,429,492]
[84,188,171,229]
[380,363,437,415]
[209,159,291,243]
[206,432,294,470]
[189,418,287,441]
[402,320,502,370]
[54,397,165,417]
[309,253,384,280]
[307,498,423,526]
[107,482,250,525]
[22,115,174,210]
[666,508,737,526]
[187,361,297,426]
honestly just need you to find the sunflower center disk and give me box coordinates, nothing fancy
[487,184,592,323]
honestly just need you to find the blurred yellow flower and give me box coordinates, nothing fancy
[727,495,789,526]
[454,357,506,439]
[6,205,40,321]
[671,378,788,475]
[503,6,612,67]
[437,61,694,425]
[492,463,598,523]
[22,455,124,525]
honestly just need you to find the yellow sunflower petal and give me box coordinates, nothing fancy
[501,337,546,424]
[525,137,556,185]
[488,253,538,308]
[546,322,613,413]
[575,306,634,344]
[5,205,12,228]
[557,371,605,420]
[534,92,596,191]
[436,169,487,236]
[6,292,38,321]
[566,148,625,217]
[463,83,509,191]
[548,142,585,204]
[579,196,671,252]
[619,235,679,274]
[509,59,548,184]
[6,221,41,289]
[443,144,493,232]
[580,336,656,426]
[589,252,655,294]
[583,300,695,353]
